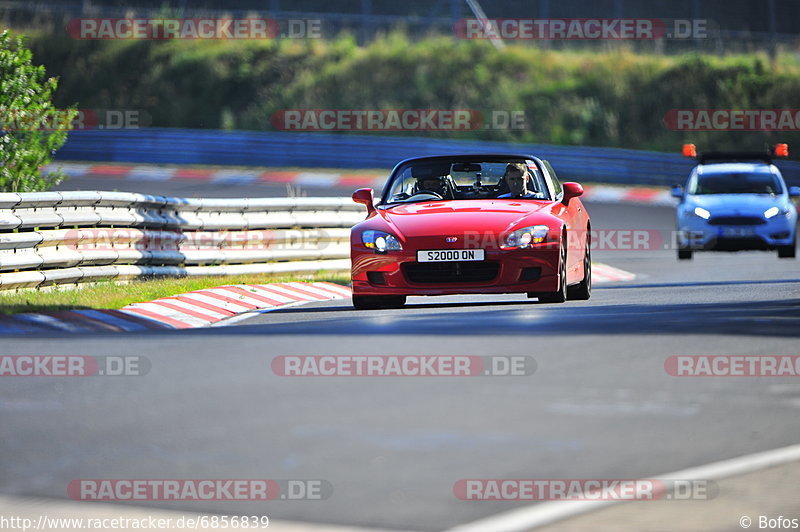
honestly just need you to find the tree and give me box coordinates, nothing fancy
[0,30,75,192]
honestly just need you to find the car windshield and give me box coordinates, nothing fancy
[691,172,783,195]
[383,159,550,204]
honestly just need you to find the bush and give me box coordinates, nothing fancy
[0,31,74,192]
[23,31,800,153]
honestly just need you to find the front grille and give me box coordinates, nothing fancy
[708,216,765,226]
[713,237,768,250]
[402,261,499,284]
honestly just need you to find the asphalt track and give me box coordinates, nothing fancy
[1,177,798,530]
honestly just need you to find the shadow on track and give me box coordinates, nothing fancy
[197,295,800,338]
[5,279,799,339]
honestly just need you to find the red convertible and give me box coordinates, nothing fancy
[350,154,591,309]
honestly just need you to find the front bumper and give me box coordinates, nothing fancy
[351,246,561,296]
[677,214,796,251]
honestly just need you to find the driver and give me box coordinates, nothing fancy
[413,175,450,198]
[498,163,537,199]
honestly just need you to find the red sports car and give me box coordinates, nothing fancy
[350,154,591,309]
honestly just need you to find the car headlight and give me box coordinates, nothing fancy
[501,225,549,249]
[764,206,781,219]
[693,207,711,220]
[362,230,402,252]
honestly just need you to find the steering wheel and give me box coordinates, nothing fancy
[410,190,444,200]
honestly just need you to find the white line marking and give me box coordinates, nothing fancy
[592,263,636,283]
[175,292,255,313]
[261,283,325,300]
[295,172,341,187]
[153,298,229,320]
[128,167,176,181]
[285,281,346,299]
[211,300,311,327]
[202,287,275,308]
[123,302,210,327]
[445,443,800,532]
[313,282,353,297]
[236,285,298,304]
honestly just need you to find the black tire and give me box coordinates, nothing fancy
[352,295,407,310]
[538,238,567,304]
[567,231,591,300]
[778,240,796,258]
[678,247,693,260]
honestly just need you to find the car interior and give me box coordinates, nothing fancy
[387,160,549,203]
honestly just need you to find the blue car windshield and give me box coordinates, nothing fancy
[690,172,783,195]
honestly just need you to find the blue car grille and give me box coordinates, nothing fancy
[708,216,765,226]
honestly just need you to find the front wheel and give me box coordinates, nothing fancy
[567,232,591,301]
[778,240,796,258]
[537,240,567,304]
[678,247,693,260]
[352,295,407,310]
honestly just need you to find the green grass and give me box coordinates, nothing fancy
[0,272,350,314]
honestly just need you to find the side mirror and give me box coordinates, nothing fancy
[789,186,800,198]
[562,182,584,203]
[671,184,684,199]
[352,188,376,215]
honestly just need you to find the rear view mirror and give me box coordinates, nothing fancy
[789,186,800,198]
[451,163,482,173]
[671,184,684,199]
[352,188,375,215]
[562,182,584,203]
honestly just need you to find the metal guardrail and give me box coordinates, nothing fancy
[0,192,363,291]
[56,129,800,187]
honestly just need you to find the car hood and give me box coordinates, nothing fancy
[688,194,783,215]
[379,199,552,238]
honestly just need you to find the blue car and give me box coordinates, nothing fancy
[672,145,800,260]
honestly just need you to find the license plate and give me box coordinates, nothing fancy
[720,227,755,237]
[417,249,485,262]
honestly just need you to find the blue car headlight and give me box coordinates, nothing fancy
[693,207,711,220]
[501,225,549,249]
[764,206,792,219]
[362,230,402,252]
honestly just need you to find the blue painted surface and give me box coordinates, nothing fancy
[57,129,800,186]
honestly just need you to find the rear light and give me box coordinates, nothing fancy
[682,144,697,158]
[773,143,789,158]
